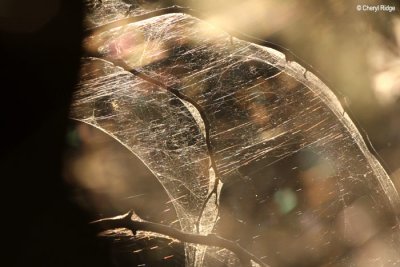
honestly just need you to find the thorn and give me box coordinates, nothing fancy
[123,210,134,222]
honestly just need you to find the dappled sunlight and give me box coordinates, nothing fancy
[64,1,400,266]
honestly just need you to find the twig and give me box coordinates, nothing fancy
[83,5,293,63]
[91,210,269,267]
[85,6,195,36]
[83,4,344,105]
[126,65,222,233]
[83,55,221,233]
[83,5,295,235]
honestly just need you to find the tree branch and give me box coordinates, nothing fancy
[127,65,221,233]
[83,55,221,233]
[91,210,269,267]
[84,5,295,63]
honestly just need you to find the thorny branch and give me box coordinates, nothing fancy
[84,5,301,64]
[83,4,311,234]
[125,60,221,233]
[91,210,269,267]
[84,53,221,233]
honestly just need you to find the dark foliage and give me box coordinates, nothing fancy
[0,1,112,267]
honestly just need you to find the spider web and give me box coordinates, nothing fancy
[70,1,400,266]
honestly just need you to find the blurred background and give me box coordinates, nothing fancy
[61,0,400,266]
[174,0,399,186]
[198,0,400,188]
[0,1,377,267]
[82,0,400,185]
